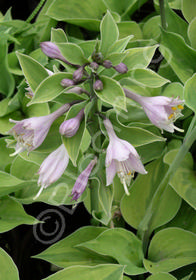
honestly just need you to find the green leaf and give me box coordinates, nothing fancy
[78,228,146,275]
[120,158,181,231]
[0,248,19,280]
[184,73,196,112]
[78,40,97,59]
[0,138,14,171]
[99,10,119,57]
[46,0,107,31]
[162,82,184,100]
[0,196,38,233]
[0,111,23,135]
[35,226,115,267]
[158,200,196,234]
[160,29,196,83]
[24,102,50,117]
[10,156,38,181]
[56,43,88,65]
[0,171,25,197]
[16,52,49,92]
[122,45,158,70]
[62,102,87,166]
[144,228,196,273]
[165,1,189,43]
[95,76,126,110]
[108,36,133,54]
[136,141,166,164]
[51,28,68,43]
[7,51,23,75]
[164,150,196,209]
[105,113,165,147]
[103,0,137,18]
[182,0,196,23]
[43,264,124,280]
[29,73,72,105]
[147,273,177,280]
[0,37,15,96]
[143,16,161,41]
[117,22,142,40]
[14,175,76,205]
[0,97,19,117]
[188,18,196,50]
[127,68,170,88]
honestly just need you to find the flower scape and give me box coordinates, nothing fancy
[7,12,184,203]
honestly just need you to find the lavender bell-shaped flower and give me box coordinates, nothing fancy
[35,144,69,199]
[9,104,70,156]
[59,108,84,137]
[71,157,97,201]
[103,118,147,195]
[124,88,184,133]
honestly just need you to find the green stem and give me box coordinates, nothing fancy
[26,0,46,23]
[88,72,100,213]
[90,181,99,213]
[184,114,196,141]
[137,118,196,254]
[159,0,167,29]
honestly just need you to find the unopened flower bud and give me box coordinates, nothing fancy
[66,86,84,94]
[71,157,97,201]
[40,41,65,61]
[103,60,113,69]
[61,78,75,87]
[90,62,99,71]
[92,52,104,64]
[73,67,84,83]
[93,80,103,91]
[113,62,128,74]
[59,108,84,137]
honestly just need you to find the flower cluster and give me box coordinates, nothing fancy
[8,40,184,203]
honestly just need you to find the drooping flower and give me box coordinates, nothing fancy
[124,88,184,133]
[59,108,84,137]
[35,144,69,199]
[9,104,70,156]
[71,157,97,201]
[103,118,147,195]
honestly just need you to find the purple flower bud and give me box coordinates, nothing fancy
[113,62,128,74]
[35,144,69,199]
[103,60,113,69]
[66,86,84,94]
[90,62,99,70]
[73,67,84,83]
[61,78,75,87]
[40,41,66,61]
[93,80,103,91]
[103,118,147,195]
[71,157,97,201]
[124,88,184,133]
[59,108,84,137]
[9,104,70,156]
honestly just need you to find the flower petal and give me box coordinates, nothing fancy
[106,160,116,186]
